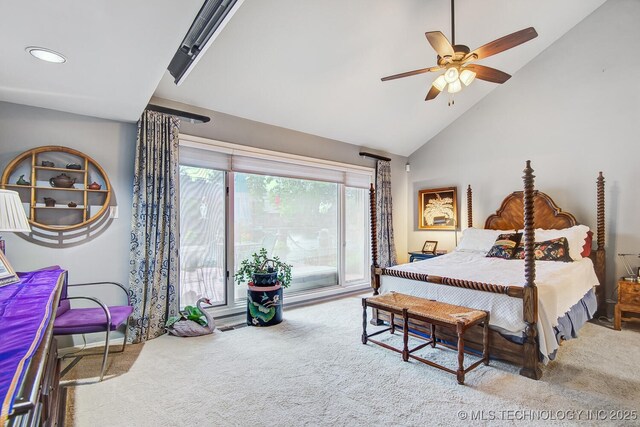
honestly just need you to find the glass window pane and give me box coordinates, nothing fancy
[345,187,369,283]
[179,166,226,307]
[234,173,338,297]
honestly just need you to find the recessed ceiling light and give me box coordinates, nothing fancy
[26,47,66,63]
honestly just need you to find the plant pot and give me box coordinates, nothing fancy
[247,283,282,327]
[251,271,278,286]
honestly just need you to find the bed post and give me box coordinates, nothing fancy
[370,183,381,295]
[520,160,542,380]
[594,172,606,315]
[466,185,473,228]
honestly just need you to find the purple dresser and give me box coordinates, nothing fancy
[0,268,66,426]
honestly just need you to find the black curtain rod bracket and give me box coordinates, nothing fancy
[359,151,391,162]
[146,104,211,124]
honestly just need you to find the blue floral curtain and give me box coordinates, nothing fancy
[128,110,180,343]
[376,160,397,267]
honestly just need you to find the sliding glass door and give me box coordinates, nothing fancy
[345,187,369,283]
[179,165,226,307]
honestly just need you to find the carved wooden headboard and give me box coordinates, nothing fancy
[484,191,577,230]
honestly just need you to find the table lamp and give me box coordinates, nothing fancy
[618,253,640,282]
[0,189,31,254]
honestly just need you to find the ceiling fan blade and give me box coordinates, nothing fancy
[381,66,441,81]
[425,85,441,101]
[466,64,511,84]
[468,27,538,61]
[425,31,455,58]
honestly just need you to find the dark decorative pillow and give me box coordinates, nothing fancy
[486,233,523,259]
[513,237,573,262]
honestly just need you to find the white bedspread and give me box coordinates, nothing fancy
[381,251,599,362]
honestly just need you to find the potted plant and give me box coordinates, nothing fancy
[235,248,292,327]
[234,248,292,288]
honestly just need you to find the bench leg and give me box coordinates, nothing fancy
[430,323,436,348]
[361,298,368,344]
[457,322,465,385]
[483,312,490,366]
[402,308,409,362]
[390,312,395,334]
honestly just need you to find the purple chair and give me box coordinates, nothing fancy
[53,281,133,381]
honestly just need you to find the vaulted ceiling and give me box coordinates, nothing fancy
[155,0,606,156]
[1,0,606,156]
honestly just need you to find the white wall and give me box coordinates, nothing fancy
[0,101,136,286]
[0,102,136,345]
[407,0,640,303]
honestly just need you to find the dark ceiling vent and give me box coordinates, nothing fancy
[168,0,243,85]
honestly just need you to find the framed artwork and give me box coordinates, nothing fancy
[0,250,19,287]
[421,240,438,254]
[418,187,458,230]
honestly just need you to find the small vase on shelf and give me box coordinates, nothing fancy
[16,175,30,186]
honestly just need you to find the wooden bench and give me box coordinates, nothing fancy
[362,292,490,384]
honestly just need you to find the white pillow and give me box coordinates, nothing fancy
[532,225,590,261]
[456,228,514,254]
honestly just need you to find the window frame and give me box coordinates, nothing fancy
[178,134,373,315]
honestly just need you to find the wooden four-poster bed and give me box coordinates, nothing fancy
[368,161,605,379]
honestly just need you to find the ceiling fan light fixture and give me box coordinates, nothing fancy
[447,80,462,93]
[379,0,538,103]
[444,67,459,84]
[460,69,476,86]
[432,75,447,91]
[447,79,462,94]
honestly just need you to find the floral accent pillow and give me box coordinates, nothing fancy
[486,233,523,259]
[513,237,573,262]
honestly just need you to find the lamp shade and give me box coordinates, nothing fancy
[0,190,31,232]
[460,69,476,86]
[447,79,462,94]
[432,75,447,91]
[444,67,459,84]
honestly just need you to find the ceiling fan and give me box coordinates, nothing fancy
[381,0,538,104]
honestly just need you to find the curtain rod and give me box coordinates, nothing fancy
[146,104,211,124]
[359,151,391,162]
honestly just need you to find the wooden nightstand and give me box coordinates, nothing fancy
[614,279,640,330]
[408,250,447,262]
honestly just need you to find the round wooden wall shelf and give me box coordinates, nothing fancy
[1,146,112,231]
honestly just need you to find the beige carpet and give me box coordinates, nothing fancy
[63,294,640,426]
